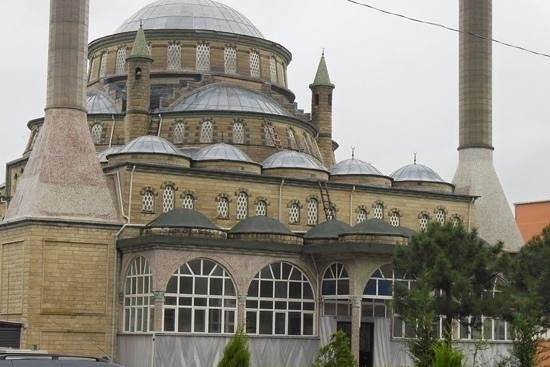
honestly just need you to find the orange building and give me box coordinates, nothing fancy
[515,200,550,242]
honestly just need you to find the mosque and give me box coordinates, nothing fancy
[0,0,523,366]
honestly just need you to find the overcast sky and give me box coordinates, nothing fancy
[1,0,548,207]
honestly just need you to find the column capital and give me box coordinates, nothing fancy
[350,296,362,308]
[153,291,165,301]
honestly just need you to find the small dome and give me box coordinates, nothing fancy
[391,163,446,183]
[194,143,255,163]
[170,84,290,117]
[262,151,327,171]
[229,216,292,235]
[116,0,264,38]
[111,135,185,157]
[345,219,408,238]
[147,208,218,230]
[304,220,352,240]
[97,146,122,163]
[330,158,384,176]
[87,91,120,114]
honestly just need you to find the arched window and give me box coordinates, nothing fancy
[256,200,267,216]
[232,122,245,144]
[434,208,446,225]
[99,52,107,78]
[307,198,318,226]
[163,259,237,334]
[302,133,312,154]
[200,121,214,143]
[167,43,182,71]
[217,197,229,219]
[246,262,315,336]
[142,190,155,213]
[269,57,277,83]
[419,213,430,231]
[224,46,237,74]
[264,123,275,147]
[236,192,248,220]
[389,211,401,227]
[91,123,103,144]
[196,43,211,72]
[356,209,367,224]
[373,202,384,220]
[322,263,350,317]
[287,129,297,150]
[288,202,301,225]
[163,185,175,213]
[249,50,260,78]
[115,47,127,74]
[124,257,154,333]
[181,194,195,210]
[451,215,462,228]
[172,122,185,144]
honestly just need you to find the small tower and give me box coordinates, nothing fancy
[124,25,153,142]
[310,52,336,167]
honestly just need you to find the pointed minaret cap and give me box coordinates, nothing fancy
[128,25,153,61]
[310,51,334,88]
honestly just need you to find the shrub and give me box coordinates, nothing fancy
[218,329,250,367]
[313,330,357,367]
[432,343,463,367]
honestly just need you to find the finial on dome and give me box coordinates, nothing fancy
[351,147,356,159]
[414,152,417,165]
[140,18,143,28]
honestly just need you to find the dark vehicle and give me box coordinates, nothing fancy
[0,353,123,367]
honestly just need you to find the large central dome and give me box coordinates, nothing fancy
[116,0,264,38]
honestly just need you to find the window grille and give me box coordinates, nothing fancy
[99,53,107,78]
[307,199,318,226]
[435,209,446,225]
[373,203,384,220]
[232,122,245,144]
[356,209,367,224]
[217,197,229,219]
[224,46,237,74]
[167,43,182,71]
[115,48,127,74]
[91,124,103,144]
[236,192,248,220]
[246,262,315,336]
[249,50,260,78]
[322,263,350,317]
[147,43,152,56]
[142,191,155,213]
[451,215,462,228]
[123,257,154,333]
[200,121,214,143]
[302,134,312,154]
[163,186,175,213]
[289,203,300,224]
[196,43,211,72]
[182,194,195,210]
[172,122,185,144]
[389,212,401,227]
[270,57,277,83]
[264,124,275,147]
[419,214,430,231]
[287,129,297,150]
[163,259,237,334]
[256,201,267,216]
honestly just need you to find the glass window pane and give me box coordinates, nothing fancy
[260,280,273,298]
[210,278,223,295]
[246,311,257,334]
[275,313,285,335]
[194,309,206,332]
[259,311,273,335]
[209,309,222,333]
[195,277,208,295]
[275,281,287,298]
[365,279,377,296]
[288,312,301,335]
[178,308,191,332]
[164,309,175,332]
[289,282,301,299]
[378,280,392,297]
[303,314,314,335]
[180,277,192,294]
[224,311,235,334]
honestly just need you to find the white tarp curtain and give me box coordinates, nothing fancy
[319,316,337,346]
[118,335,153,367]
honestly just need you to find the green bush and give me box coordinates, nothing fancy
[432,343,463,367]
[313,330,357,367]
[218,329,250,367]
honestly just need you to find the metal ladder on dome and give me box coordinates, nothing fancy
[265,121,282,150]
[318,181,336,221]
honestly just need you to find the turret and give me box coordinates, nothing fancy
[124,25,153,143]
[310,52,336,167]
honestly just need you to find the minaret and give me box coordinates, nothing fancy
[453,0,523,251]
[124,25,153,143]
[310,52,336,167]
[5,0,118,223]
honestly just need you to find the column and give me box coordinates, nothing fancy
[237,294,247,331]
[350,295,362,362]
[153,291,165,332]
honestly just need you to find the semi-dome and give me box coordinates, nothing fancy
[97,146,121,163]
[345,219,408,238]
[170,84,291,117]
[304,220,352,241]
[87,91,120,114]
[147,208,219,230]
[262,151,327,171]
[116,0,264,39]
[391,163,446,183]
[330,158,383,176]
[111,135,185,157]
[194,143,254,163]
[229,216,292,235]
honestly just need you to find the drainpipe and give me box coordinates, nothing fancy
[310,255,321,338]
[104,171,129,223]
[109,115,116,148]
[157,114,163,137]
[349,185,356,226]
[128,165,136,224]
[278,179,285,221]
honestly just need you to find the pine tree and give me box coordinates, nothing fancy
[313,330,357,367]
[218,329,250,367]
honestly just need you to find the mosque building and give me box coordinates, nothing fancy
[0,0,523,366]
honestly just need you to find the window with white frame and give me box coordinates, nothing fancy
[435,208,446,225]
[307,199,318,226]
[172,122,185,144]
[124,256,154,333]
[269,57,277,83]
[288,202,300,225]
[115,47,127,74]
[256,200,267,216]
[419,214,430,231]
[142,191,155,213]
[322,263,350,317]
[373,202,384,220]
[356,209,367,224]
[91,123,103,144]
[232,122,245,144]
[200,121,214,143]
[287,129,297,150]
[249,50,260,78]
[451,215,462,228]
[163,185,175,213]
[217,197,229,219]
[246,262,315,336]
[389,211,401,227]
[264,124,275,147]
[196,43,210,72]
[302,133,312,154]
[236,192,248,220]
[163,259,237,334]
[167,43,182,71]
[99,52,107,78]
[181,194,195,210]
[224,46,237,74]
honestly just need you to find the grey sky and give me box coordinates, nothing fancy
[1,0,548,207]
